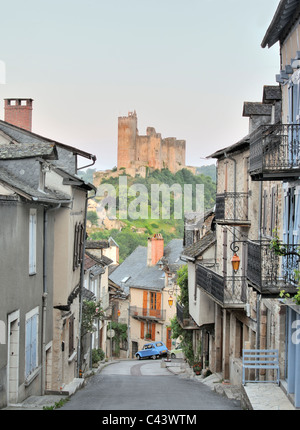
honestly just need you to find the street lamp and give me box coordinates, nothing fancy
[230,240,245,273]
[168,297,173,307]
[231,253,240,273]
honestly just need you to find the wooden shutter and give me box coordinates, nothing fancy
[140,321,145,339]
[143,291,147,316]
[69,315,74,357]
[151,323,156,341]
[156,292,161,318]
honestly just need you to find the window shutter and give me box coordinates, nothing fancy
[29,209,37,274]
[151,323,156,341]
[156,293,161,318]
[69,315,74,357]
[25,318,32,377]
[293,187,300,245]
[140,321,145,339]
[283,185,289,244]
[143,291,147,316]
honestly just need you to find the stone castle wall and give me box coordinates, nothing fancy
[117,111,186,176]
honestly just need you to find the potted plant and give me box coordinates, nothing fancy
[193,363,202,375]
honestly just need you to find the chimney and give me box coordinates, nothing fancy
[4,98,33,131]
[147,234,164,266]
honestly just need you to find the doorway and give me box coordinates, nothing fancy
[7,310,20,405]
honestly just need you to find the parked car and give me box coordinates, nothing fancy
[169,343,183,359]
[135,341,168,360]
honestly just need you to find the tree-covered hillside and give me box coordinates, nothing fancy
[85,168,216,262]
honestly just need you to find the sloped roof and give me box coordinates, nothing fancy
[0,142,57,159]
[0,166,71,203]
[262,0,300,48]
[109,239,184,295]
[181,231,216,261]
[0,119,96,161]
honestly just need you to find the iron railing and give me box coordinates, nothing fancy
[176,302,198,329]
[129,306,166,321]
[247,240,299,295]
[196,264,247,308]
[249,124,300,180]
[215,192,250,225]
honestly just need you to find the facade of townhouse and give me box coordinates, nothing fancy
[180,84,289,386]
[255,0,300,407]
[82,249,113,370]
[109,234,184,358]
[0,99,96,407]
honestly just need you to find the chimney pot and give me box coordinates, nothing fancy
[147,233,164,266]
[4,98,33,131]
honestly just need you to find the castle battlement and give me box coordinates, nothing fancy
[117,112,186,176]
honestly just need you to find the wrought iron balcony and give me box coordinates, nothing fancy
[215,192,250,226]
[129,306,166,321]
[247,240,299,296]
[196,264,247,308]
[176,302,198,329]
[249,124,300,180]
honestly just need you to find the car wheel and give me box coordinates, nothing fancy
[171,353,176,359]
[152,355,157,360]
[137,354,141,360]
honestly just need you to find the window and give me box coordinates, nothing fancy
[29,209,37,274]
[69,314,75,358]
[73,222,84,270]
[25,308,39,378]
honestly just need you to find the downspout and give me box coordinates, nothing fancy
[77,188,96,377]
[41,203,61,394]
[224,152,237,283]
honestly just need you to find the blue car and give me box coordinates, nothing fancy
[135,341,168,360]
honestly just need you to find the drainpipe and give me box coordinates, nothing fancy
[41,203,61,395]
[224,152,237,281]
[77,189,96,377]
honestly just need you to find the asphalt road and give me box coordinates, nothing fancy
[60,360,241,411]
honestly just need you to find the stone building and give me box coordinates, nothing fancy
[117,111,186,177]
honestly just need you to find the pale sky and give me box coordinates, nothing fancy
[0,0,281,171]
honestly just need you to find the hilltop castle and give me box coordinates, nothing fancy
[117,111,186,177]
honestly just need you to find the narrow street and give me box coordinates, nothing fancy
[60,360,242,411]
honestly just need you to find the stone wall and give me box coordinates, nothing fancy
[117,111,186,176]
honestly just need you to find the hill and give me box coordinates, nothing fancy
[82,168,216,262]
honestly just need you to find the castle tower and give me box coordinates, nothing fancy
[117,111,137,171]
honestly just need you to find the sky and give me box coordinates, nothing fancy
[0,0,281,171]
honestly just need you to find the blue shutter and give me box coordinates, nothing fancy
[25,313,38,377]
[283,185,289,244]
[25,318,32,377]
[293,187,300,245]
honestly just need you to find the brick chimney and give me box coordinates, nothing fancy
[147,234,164,266]
[4,98,33,131]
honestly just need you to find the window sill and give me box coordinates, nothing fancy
[68,351,77,363]
[24,366,40,387]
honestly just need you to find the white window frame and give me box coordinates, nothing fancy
[29,208,37,275]
[25,307,39,379]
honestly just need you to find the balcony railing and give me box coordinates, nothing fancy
[176,302,198,329]
[129,306,166,321]
[247,240,299,296]
[215,192,250,225]
[249,124,300,180]
[196,264,247,308]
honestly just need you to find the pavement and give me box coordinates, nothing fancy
[2,359,297,411]
[164,360,297,410]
